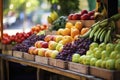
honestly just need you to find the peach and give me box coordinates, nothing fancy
[45,49,52,57]
[28,46,36,54]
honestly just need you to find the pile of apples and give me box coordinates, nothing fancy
[1,32,33,45]
[28,35,73,59]
[68,10,95,20]
[72,42,120,70]
[31,24,48,33]
[57,21,89,39]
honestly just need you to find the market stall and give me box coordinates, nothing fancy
[0,0,120,80]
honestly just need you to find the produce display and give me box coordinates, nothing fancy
[12,34,45,52]
[68,10,95,20]
[1,3,120,80]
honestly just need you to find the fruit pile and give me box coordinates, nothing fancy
[68,10,95,20]
[72,42,120,70]
[28,35,74,58]
[1,31,33,45]
[12,34,45,52]
[56,38,92,61]
[57,21,90,39]
[31,24,48,33]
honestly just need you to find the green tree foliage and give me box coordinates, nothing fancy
[48,0,80,16]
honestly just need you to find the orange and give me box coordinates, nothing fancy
[57,28,64,35]
[65,22,73,29]
[75,21,83,30]
[71,27,80,38]
[80,27,89,35]
[61,28,71,36]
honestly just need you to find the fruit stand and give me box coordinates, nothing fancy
[1,0,120,80]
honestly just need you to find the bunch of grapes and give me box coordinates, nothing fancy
[56,38,92,61]
[12,34,45,52]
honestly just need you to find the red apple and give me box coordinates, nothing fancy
[41,42,48,48]
[72,14,78,20]
[88,11,95,17]
[81,14,89,20]
[90,16,95,20]
[68,14,74,20]
[81,10,88,15]
[44,35,54,42]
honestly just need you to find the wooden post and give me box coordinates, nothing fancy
[0,57,4,80]
[0,0,3,40]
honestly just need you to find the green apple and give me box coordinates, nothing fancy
[56,43,63,52]
[115,59,120,70]
[110,51,118,59]
[50,50,59,59]
[104,57,110,60]
[90,57,97,66]
[86,50,93,55]
[89,42,99,50]
[72,53,80,63]
[101,60,106,68]
[99,43,106,51]
[48,41,58,50]
[79,55,86,64]
[84,55,92,65]
[94,49,102,59]
[101,50,110,60]
[114,44,120,52]
[106,43,114,52]
[93,47,99,55]
[95,59,102,67]
[106,59,115,70]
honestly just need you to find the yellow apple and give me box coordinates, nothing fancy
[48,41,58,50]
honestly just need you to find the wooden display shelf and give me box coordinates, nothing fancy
[35,55,49,64]
[23,53,35,61]
[68,62,90,75]
[12,51,23,58]
[90,66,120,80]
[0,54,103,80]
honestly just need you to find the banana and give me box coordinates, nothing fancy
[99,19,108,27]
[104,29,111,43]
[50,11,58,21]
[89,24,100,39]
[100,30,106,42]
[94,27,102,42]
[79,28,92,38]
[97,27,106,39]
[47,16,53,24]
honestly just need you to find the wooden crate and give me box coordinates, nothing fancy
[6,44,14,50]
[90,66,120,80]
[6,50,13,56]
[56,59,68,69]
[13,51,23,58]
[68,62,90,74]
[49,58,57,66]
[35,55,49,64]
[23,53,35,61]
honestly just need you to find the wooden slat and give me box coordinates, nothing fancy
[0,55,103,80]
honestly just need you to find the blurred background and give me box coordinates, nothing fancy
[3,0,120,34]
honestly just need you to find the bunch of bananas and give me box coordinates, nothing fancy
[79,13,120,43]
[47,11,59,24]
[89,19,115,43]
